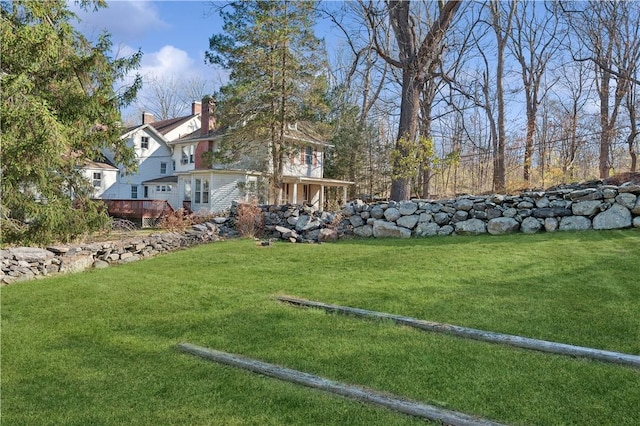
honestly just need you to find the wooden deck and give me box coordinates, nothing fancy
[102,199,175,226]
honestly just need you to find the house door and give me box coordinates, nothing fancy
[144,186,149,198]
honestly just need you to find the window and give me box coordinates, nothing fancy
[141,136,149,149]
[305,146,313,165]
[194,178,209,204]
[131,185,138,199]
[156,185,161,191]
[144,186,149,198]
[92,172,102,187]
[184,181,191,201]
[202,179,209,203]
[160,162,167,174]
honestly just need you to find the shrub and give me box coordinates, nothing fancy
[158,209,192,232]
[234,200,264,238]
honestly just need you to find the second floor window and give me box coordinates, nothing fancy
[131,185,138,199]
[141,136,149,149]
[92,172,102,187]
[305,146,313,165]
[160,162,167,174]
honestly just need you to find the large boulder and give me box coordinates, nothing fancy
[415,222,440,237]
[487,217,520,235]
[520,217,543,234]
[454,218,487,235]
[7,247,54,263]
[396,215,419,229]
[353,225,373,238]
[592,204,632,230]
[559,216,592,231]
[372,220,411,238]
[454,198,474,211]
[572,201,602,216]
[398,201,418,216]
[383,207,401,222]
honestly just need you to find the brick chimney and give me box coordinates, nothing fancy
[200,96,216,136]
[142,112,155,124]
[191,101,201,115]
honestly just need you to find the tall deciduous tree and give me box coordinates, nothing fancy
[362,0,462,200]
[206,0,328,204]
[1,0,141,244]
[510,0,562,183]
[561,0,640,178]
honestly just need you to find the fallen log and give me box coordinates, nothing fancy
[177,343,506,426]
[277,296,640,369]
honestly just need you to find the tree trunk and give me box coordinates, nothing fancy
[390,75,422,201]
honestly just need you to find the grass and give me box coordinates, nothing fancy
[2,230,640,425]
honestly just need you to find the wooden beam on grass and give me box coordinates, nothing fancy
[277,296,640,369]
[177,343,506,426]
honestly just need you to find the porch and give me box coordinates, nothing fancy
[102,199,175,228]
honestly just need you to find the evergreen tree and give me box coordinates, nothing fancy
[1,0,141,244]
[207,0,328,204]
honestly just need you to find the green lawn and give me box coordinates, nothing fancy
[2,231,639,425]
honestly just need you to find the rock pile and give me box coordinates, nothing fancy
[1,219,231,285]
[341,183,640,238]
[259,204,346,243]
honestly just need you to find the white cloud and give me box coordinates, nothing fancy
[71,0,170,42]
[140,45,194,80]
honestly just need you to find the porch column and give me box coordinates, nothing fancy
[319,185,325,212]
[342,186,348,205]
[292,183,298,205]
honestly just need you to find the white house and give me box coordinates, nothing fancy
[98,104,202,210]
[171,97,353,214]
[86,97,352,224]
[81,159,118,198]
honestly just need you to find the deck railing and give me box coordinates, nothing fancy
[101,199,174,220]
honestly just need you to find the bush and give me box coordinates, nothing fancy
[157,209,192,232]
[234,200,264,238]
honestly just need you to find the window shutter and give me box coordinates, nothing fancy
[313,149,317,166]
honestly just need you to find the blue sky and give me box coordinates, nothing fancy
[72,1,343,121]
[73,1,223,113]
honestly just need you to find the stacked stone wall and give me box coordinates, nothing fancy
[1,221,232,285]
[261,182,640,241]
[3,181,639,285]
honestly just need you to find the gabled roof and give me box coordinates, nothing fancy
[122,114,199,138]
[83,159,118,170]
[149,114,199,135]
[120,122,166,141]
[173,120,333,148]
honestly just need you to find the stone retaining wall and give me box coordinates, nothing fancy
[3,181,639,285]
[1,220,233,285]
[261,182,640,241]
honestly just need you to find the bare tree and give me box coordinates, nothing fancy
[137,75,218,120]
[561,0,640,178]
[625,74,639,172]
[361,0,462,200]
[486,0,516,192]
[509,0,563,183]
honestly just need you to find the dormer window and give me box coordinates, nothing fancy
[141,136,149,149]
